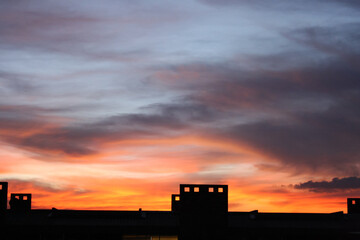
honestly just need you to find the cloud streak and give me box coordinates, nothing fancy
[294,177,360,192]
[0,103,194,159]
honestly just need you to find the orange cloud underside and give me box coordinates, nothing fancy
[0,135,349,213]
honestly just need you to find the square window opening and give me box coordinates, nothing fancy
[184,187,190,192]
[0,185,2,190]
[175,196,180,201]
[194,187,199,192]
[209,187,214,192]
[353,200,356,205]
[23,196,28,200]
[218,187,223,193]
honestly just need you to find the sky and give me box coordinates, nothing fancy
[0,0,360,213]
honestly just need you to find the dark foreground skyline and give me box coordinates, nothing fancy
[1,182,360,240]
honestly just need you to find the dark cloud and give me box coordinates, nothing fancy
[199,0,360,10]
[331,0,360,9]
[212,61,360,174]
[8,132,96,157]
[0,1,172,62]
[214,25,360,174]
[96,113,185,130]
[147,102,218,122]
[283,23,360,67]
[0,104,193,159]
[224,109,360,174]
[0,9,100,50]
[0,71,37,94]
[149,23,360,175]
[0,3,139,62]
[0,105,50,133]
[198,0,249,6]
[294,177,360,192]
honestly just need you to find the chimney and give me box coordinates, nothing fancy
[0,182,8,213]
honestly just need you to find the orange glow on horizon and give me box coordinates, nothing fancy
[3,175,349,213]
[0,133,352,214]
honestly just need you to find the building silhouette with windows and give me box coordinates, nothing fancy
[1,181,360,240]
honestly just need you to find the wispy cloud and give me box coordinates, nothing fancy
[148,23,360,175]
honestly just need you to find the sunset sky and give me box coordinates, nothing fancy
[1,0,360,213]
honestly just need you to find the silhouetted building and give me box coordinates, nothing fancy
[173,184,228,240]
[1,182,360,240]
[347,198,360,214]
[0,182,8,213]
[9,193,32,212]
